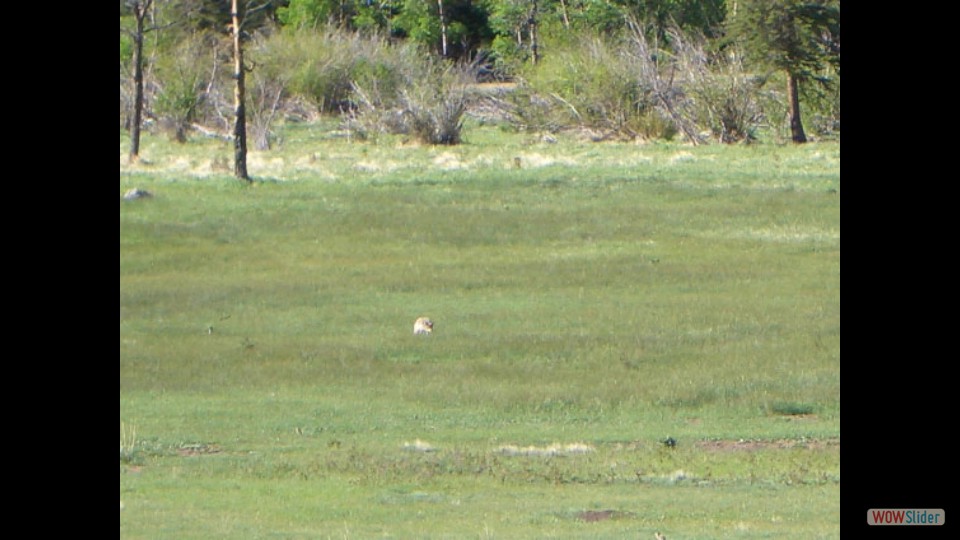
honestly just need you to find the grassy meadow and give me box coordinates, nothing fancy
[120,121,840,539]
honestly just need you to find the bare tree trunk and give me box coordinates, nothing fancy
[231,0,250,181]
[557,0,570,29]
[787,72,807,143]
[128,0,152,163]
[528,0,539,65]
[437,0,448,57]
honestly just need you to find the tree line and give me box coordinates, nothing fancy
[121,0,840,180]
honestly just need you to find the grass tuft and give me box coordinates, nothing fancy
[769,402,818,416]
[119,421,138,464]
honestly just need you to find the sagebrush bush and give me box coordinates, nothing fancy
[654,28,770,143]
[345,53,476,145]
[505,29,683,140]
[506,23,779,144]
[400,84,468,145]
[498,86,569,134]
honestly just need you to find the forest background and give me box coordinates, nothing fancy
[120,0,840,176]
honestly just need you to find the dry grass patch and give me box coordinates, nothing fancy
[695,437,840,452]
[496,442,595,457]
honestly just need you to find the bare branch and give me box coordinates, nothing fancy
[238,1,274,30]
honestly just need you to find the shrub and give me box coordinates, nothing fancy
[347,55,476,145]
[497,85,570,134]
[769,402,817,416]
[260,26,417,117]
[801,71,841,139]
[152,34,218,142]
[553,38,645,131]
[651,28,770,143]
[502,23,776,144]
[400,80,468,145]
[511,30,669,140]
[247,33,299,150]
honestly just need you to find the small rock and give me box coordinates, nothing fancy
[123,188,153,201]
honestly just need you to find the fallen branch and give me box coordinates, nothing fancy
[189,122,232,140]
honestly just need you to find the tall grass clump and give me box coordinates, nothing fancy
[120,421,138,464]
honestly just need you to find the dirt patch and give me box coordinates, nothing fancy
[695,438,839,452]
[781,413,819,421]
[576,510,632,522]
[176,443,222,456]
[468,82,517,94]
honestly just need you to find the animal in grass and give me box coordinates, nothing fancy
[413,317,434,335]
[123,188,152,200]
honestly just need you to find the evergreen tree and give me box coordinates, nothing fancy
[729,0,839,142]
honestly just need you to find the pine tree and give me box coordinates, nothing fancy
[729,0,839,143]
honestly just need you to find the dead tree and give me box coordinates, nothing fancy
[437,0,448,57]
[231,0,249,180]
[229,1,273,182]
[526,0,540,65]
[124,0,153,164]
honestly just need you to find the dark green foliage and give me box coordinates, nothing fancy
[120,0,839,145]
[119,18,135,63]
[276,0,399,33]
[392,0,491,58]
[391,0,442,50]
[729,0,839,80]
[173,0,286,34]
[770,402,817,416]
[279,0,366,30]
[728,0,839,142]
[621,0,727,39]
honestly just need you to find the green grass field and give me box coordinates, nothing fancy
[120,122,840,539]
